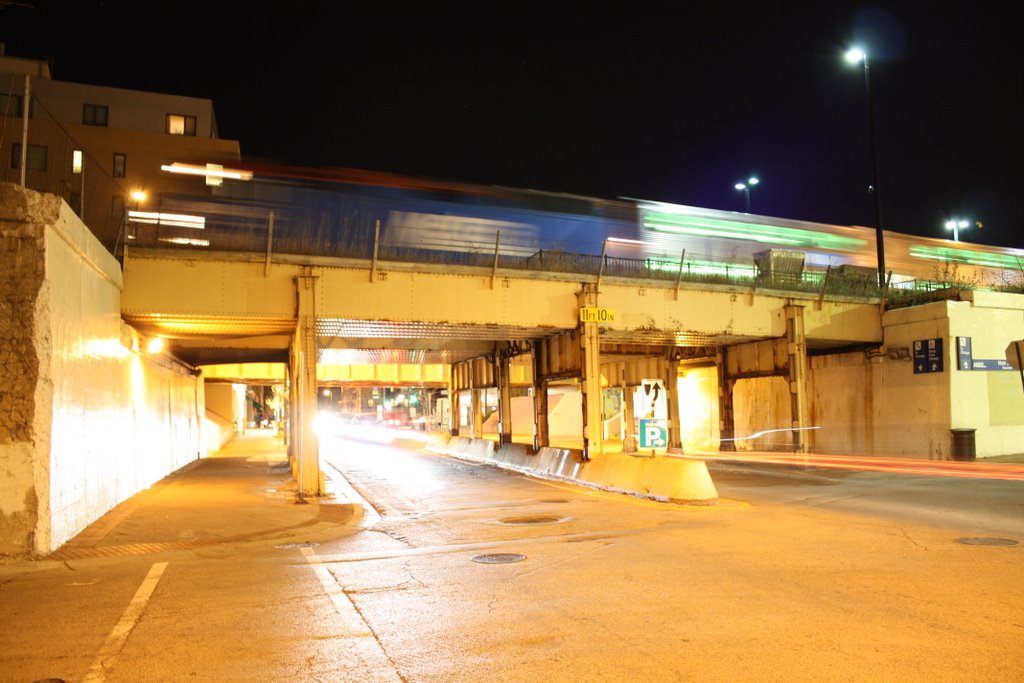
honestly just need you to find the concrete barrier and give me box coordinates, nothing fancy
[425,431,452,453]
[425,433,718,505]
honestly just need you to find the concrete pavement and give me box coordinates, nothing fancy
[2,432,357,568]
[1,429,1022,682]
[9,431,1020,569]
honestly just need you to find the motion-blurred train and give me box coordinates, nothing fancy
[148,162,1024,292]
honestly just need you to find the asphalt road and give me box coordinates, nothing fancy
[1,429,1021,682]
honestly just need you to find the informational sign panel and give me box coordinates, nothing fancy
[638,379,666,419]
[956,336,1015,371]
[579,307,616,323]
[913,338,944,374]
[638,418,668,449]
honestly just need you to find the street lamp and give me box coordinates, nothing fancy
[845,46,887,288]
[734,176,759,213]
[944,218,972,242]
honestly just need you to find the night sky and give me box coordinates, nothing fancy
[3,1,1021,247]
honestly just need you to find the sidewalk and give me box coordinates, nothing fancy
[44,432,359,563]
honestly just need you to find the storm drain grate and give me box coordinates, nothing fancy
[499,515,568,525]
[955,537,1019,546]
[472,553,527,564]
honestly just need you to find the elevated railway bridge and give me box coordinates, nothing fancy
[121,241,883,494]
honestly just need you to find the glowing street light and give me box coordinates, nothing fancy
[845,46,887,288]
[734,176,759,213]
[944,218,973,242]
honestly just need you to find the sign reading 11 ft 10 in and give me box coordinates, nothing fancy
[579,307,616,323]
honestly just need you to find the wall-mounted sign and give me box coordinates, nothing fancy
[913,338,944,374]
[639,418,668,449]
[579,307,616,323]
[956,336,1015,371]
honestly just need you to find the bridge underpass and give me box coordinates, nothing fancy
[121,246,882,496]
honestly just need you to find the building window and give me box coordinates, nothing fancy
[166,113,197,136]
[1,94,24,117]
[111,195,125,221]
[83,103,108,127]
[73,150,84,174]
[10,143,47,171]
[113,152,126,178]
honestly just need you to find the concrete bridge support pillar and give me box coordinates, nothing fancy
[717,347,737,452]
[290,274,321,496]
[448,377,461,437]
[621,377,637,452]
[786,304,812,453]
[665,357,683,450]
[470,388,485,439]
[495,353,513,447]
[578,284,602,460]
[532,343,550,451]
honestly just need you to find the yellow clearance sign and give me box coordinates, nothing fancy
[579,307,616,323]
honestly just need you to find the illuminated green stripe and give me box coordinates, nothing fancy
[645,257,757,277]
[642,212,865,251]
[910,245,1024,269]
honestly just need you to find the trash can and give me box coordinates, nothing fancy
[950,428,976,461]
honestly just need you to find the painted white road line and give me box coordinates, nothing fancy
[300,545,404,680]
[300,546,373,636]
[83,561,168,683]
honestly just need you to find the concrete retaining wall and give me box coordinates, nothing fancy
[426,433,718,504]
[1,184,202,556]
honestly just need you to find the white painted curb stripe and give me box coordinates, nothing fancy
[300,547,373,636]
[83,561,168,682]
[300,546,403,680]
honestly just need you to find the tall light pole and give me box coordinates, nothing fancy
[734,176,759,213]
[846,47,886,288]
[944,218,972,242]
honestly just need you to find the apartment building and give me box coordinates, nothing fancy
[0,48,241,252]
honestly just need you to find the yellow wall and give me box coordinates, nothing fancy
[42,201,202,552]
[948,293,1024,456]
[0,185,203,556]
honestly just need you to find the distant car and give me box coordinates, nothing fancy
[379,410,412,428]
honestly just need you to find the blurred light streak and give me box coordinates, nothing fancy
[157,237,210,247]
[685,452,1024,481]
[128,210,206,229]
[721,426,821,442]
[161,162,254,181]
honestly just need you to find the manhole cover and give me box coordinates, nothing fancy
[955,537,1019,546]
[274,542,320,549]
[472,553,527,564]
[499,515,567,525]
